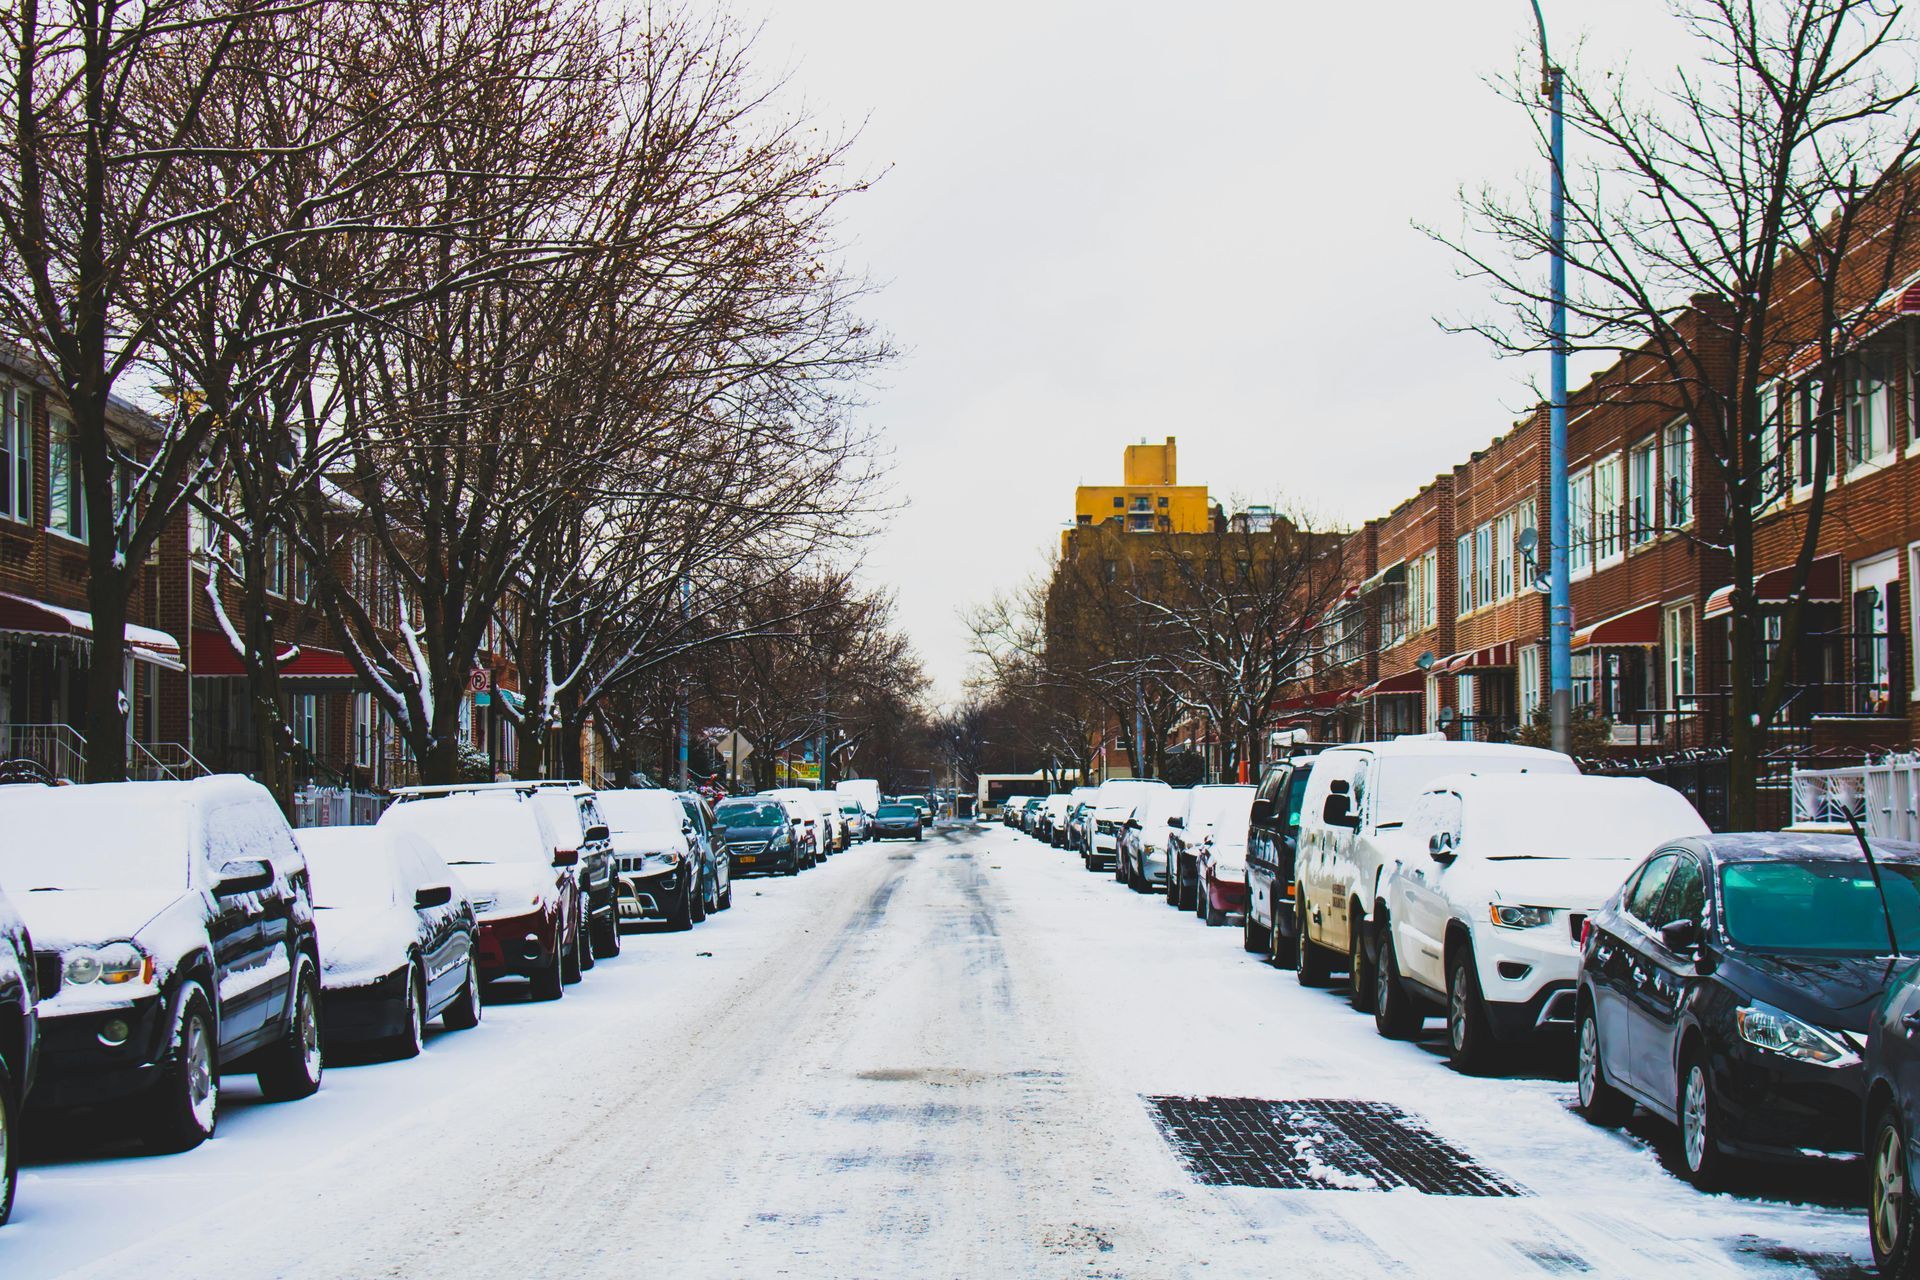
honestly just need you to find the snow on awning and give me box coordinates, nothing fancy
[1703,554,1844,620]
[1357,668,1428,699]
[1441,641,1517,675]
[0,592,182,670]
[1571,603,1662,650]
[189,628,358,679]
[1357,561,1407,595]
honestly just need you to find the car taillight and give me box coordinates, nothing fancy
[1283,882,1296,901]
[1579,918,1592,948]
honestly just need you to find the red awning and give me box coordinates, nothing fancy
[191,629,359,679]
[1358,668,1429,698]
[1571,603,1662,650]
[1271,687,1357,713]
[1703,554,1844,620]
[1441,641,1516,674]
[0,591,181,668]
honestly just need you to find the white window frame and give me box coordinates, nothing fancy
[1846,350,1896,478]
[47,411,85,542]
[1419,550,1437,627]
[1757,382,1790,512]
[1456,533,1473,615]
[1496,512,1515,599]
[1592,454,1624,566]
[1628,437,1656,544]
[1569,467,1594,579]
[0,384,30,525]
[1475,523,1493,607]
[1793,379,1823,500]
[1663,602,1695,708]
[1663,420,1694,529]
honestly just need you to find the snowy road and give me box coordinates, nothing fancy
[6,821,1877,1278]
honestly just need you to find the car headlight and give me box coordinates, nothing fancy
[769,832,792,851]
[649,850,683,867]
[1488,904,1555,930]
[65,941,154,987]
[1734,1002,1856,1066]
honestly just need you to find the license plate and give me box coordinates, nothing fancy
[738,855,757,864]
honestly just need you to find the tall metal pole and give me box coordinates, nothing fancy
[1533,1,1573,757]
[676,576,691,789]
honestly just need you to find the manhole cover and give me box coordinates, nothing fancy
[1145,1096,1524,1196]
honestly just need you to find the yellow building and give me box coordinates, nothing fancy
[1069,437,1214,544]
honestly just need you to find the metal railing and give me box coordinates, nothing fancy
[6,724,87,782]
[1791,754,1920,842]
[128,740,212,782]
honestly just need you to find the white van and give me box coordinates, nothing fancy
[834,779,881,816]
[1291,740,1577,1001]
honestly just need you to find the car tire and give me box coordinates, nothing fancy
[1114,849,1127,884]
[719,884,734,911]
[1202,878,1224,927]
[561,910,585,984]
[1872,1103,1920,1277]
[530,944,564,1001]
[591,907,622,960]
[0,1058,14,1227]
[257,957,324,1102]
[1575,1005,1630,1126]
[142,983,219,1153]
[913,833,922,843]
[1295,898,1334,987]
[442,958,484,1030]
[385,963,427,1061]
[668,884,695,932]
[1373,927,1422,1039]
[1679,1051,1733,1190]
[1445,949,1494,1074]
[1164,858,1180,907]
[1242,902,1269,954]
[690,879,709,924]
[1269,908,1299,969]
[1347,911,1372,1012]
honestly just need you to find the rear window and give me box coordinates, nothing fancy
[878,804,916,819]
[300,832,398,909]
[716,801,785,826]
[379,795,547,867]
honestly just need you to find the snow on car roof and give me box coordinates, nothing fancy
[1429,774,1709,856]
[598,789,686,831]
[377,791,552,865]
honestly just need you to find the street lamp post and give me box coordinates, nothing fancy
[1531,1,1573,757]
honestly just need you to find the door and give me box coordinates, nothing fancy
[201,800,293,1048]
[1398,791,1462,992]
[405,842,462,1007]
[1633,852,1706,1108]
[1246,766,1292,929]
[1605,852,1678,1099]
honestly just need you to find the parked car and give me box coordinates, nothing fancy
[1192,786,1259,928]
[1373,775,1707,1070]
[1084,779,1172,871]
[1577,831,1920,1189]
[295,826,483,1059]
[838,801,871,842]
[1865,958,1920,1276]
[379,792,582,999]
[678,791,730,909]
[871,802,924,841]
[766,788,829,862]
[904,795,933,830]
[597,789,711,929]
[1063,798,1096,853]
[714,797,803,874]
[1244,751,1324,965]
[1017,795,1045,836]
[0,882,42,1225]
[834,778,881,818]
[1117,786,1189,892]
[0,777,324,1153]
[1164,784,1255,912]
[1292,740,1577,1005]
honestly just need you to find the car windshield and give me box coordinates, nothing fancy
[599,790,687,833]
[1187,786,1255,829]
[716,801,786,827]
[0,784,189,892]
[1720,859,1920,954]
[1285,770,1312,830]
[1100,781,1165,809]
[380,796,547,867]
[529,790,586,843]
[878,804,916,819]
[301,833,397,909]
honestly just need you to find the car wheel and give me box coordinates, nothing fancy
[690,879,709,924]
[668,884,695,932]
[1242,901,1269,953]
[1679,1052,1733,1190]
[0,1058,14,1226]
[1445,950,1494,1074]
[143,983,219,1153]
[1347,911,1371,1012]
[1269,907,1298,969]
[530,943,565,1001]
[442,958,484,1030]
[1373,927,1422,1039]
[577,901,597,972]
[1114,849,1127,884]
[1164,858,1180,906]
[1295,897,1333,987]
[1575,1005,1630,1126]
[561,910,585,984]
[719,883,734,910]
[257,957,324,1102]
[1202,877,1224,927]
[914,832,922,843]
[1872,1103,1920,1276]
[591,905,622,960]
[383,962,427,1061]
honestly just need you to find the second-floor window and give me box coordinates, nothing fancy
[1569,469,1594,576]
[1664,420,1694,526]
[48,412,84,540]
[1420,549,1438,626]
[1628,437,1656,542]
[0,385,30,525]
[266,528,290,598]
[1495,511,1515,598]
[1475,523,1493,606]
[1456,533,1473,614]
[1846,351,1894,470]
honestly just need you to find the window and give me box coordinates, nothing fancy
[266,528,289,598]
[1475,523,1493,606]
[0,384,29,524]
[1111,495,1123,509]
[1456,533,1473,614]
[1663,421,1693,527]
[1418,550,1438,627]
[1518,644,1541,721]
[1758,384,1789,508]
[1846,350,1894,470]
[48,412,84,540]
[1569,468,1594,576]
[1653,855,1704,930]
[1496,512,1515,598]
[1592,455,1623,562]
[1664,603,1695,706]
[1795,378,1825,490]
[1628,438,1656,543]
[1624,853,1678,923]
[353,692,377,768]
[290,693,318,754]
[1571,649,1596,711]
[1457,672,1477,741]
[1404,557,1424,637]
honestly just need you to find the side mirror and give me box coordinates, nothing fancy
[1322,794,1355,828]
[1248,798,1274,826]
[681,819,696,835]
[1428,832,1456,864]
[584,824,610,845]
[1659,918,1700,952]
[1124,817,1141,830]
[552,847,580,868]
[415,884,454,910]
[1167,815,1186,829]
[214,858,274,897]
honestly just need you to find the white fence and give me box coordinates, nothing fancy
[1791,755,1920,842]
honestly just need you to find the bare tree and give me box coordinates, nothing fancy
[1438,0,1920,823]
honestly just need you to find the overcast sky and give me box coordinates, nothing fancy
[729,0,1684,703]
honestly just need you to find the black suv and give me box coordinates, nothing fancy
[0,776,324,1153]
[1243,749,1324,966]
[0,880,42,1225]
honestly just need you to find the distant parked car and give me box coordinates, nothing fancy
[1063,799,1095,853]
[871,802,924,841]
[524,784,619,964]
[678,791,730,910]
[597,789,710,929]
[0,882,41,1225]
[379,792,582,1000]
[1192,786,1259,928]
[766,788,829,863]
[904,795,933,829]
[296,826,483,1059]
[1164,784,1253,913]
[1244,752,1322,966]
[839,801,871,842]
[0,777,324,1153]
[1577,832,1918,1189]
[1373,775,1707,1070]
[1084,779,1172,872]
[714,797,803,874]
[1117,786,1188,893]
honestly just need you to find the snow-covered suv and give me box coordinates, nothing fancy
[0,777,324,1153]
[1083,778,1171,872]
[1292,739,1577,1005]
[1372,774,1707,1070]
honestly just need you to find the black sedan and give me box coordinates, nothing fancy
[714,798,803,874]
[0,883,42,1226]
[1575,832,1920,1189]
[296,827,483,1059]
[871,803,923,842]
[1866,959,1920,1275]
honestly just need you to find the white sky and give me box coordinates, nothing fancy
[730,0,1684,702]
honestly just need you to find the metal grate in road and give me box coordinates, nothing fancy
[1145,1096,1525,1196]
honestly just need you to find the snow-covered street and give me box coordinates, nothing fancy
[5,821,1877,1279]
